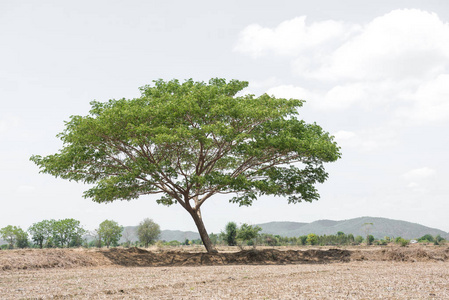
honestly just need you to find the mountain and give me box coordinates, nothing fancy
[2,217,446,246]
[122,216,448,243]
[256,217,449,240]
[118,226,199,243]
[159,230,200,242]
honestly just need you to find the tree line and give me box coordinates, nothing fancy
[209,223,447,247]
[0,218,161,250]
[1,219,446,250]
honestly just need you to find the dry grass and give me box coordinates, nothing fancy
[1,245,449,299]
[1,261,449,299]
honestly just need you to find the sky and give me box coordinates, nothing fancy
[1,0,449,234]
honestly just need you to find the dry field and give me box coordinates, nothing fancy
[1,246,448,299]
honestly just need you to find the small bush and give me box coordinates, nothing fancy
[306,234,318,245]
[396,237,409,247]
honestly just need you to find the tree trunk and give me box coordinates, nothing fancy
[188,208,218,253]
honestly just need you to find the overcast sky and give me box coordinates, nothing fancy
[1,0,449,234]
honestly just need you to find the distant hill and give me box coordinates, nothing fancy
[159,230,200,242]
[1,217,446,246]
[118,226,199,243]
[256,217,449,240]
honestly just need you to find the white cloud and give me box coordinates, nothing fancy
[402,167,436,181]
[331,127,398,153]
[318,83,366,110]
[266,84,310,99]
[237,9,449,125]
[234,17,356,58]
[309,9,449,81]
[333,130,356,141]
[397,74,449,123]
[236,9,449,81]
[401,167,437,194]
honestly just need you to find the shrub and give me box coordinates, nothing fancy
[306,233,318,245]
[418,234,434,243]
[354,235,364,245]
[395,237,409,247]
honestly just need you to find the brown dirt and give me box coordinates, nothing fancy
[1,245,448,271]
[1,261,449,299]
[1,246,449,299]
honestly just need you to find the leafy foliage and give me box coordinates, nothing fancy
[236,223,262,246]
[224,222,238,246]
[51,219,86,248]
[306,233,318,245]
[15,228,29,249]
[0,225,28,249]
[137,218,161,247]
[355,235,364,245]
[366,235,375,246]
[0,225,18,249]
[30,78,341,253]
[395,237,410,247]
[28,220,54,249]
[418,234,435,243]
[98,220,123,248]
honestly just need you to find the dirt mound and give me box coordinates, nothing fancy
[351,247,449,262]
[99,247,352,267]
[0,248,111,271]
[1,247,448,271]
[381,247,449,262]
[221,248,351,265]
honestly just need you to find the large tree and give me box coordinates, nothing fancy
[30,78,340,253]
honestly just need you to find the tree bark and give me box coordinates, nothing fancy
[188,208,218,253]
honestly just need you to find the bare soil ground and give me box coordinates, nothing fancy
[1,246,448,299]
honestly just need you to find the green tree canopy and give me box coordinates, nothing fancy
[224,222,238,246]
[236,223,262,246]
[30,78,341,253]
[28,220,54,249]
[0,225,27,249]
[52,219,86,248]
[137,218,160,247]
[306,233,318,245]
[0,225,17,249]
[15,228,29,249]
[98,220,123,248]
[418,234,435,243]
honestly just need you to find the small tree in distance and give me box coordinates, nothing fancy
[98,220,123,248]
[28,220,54,249]
[236,223,262,248]
[354,235,364,245]
[0,225,27,249]
[306,233,318,245]
[366,235,375,246]
[137,218,160,247]
[224,222,237,246]
[15,228,29,248]
[52,219,86,248]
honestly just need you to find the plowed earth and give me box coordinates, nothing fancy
[1,246,449,299]
[2,246,448,271]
